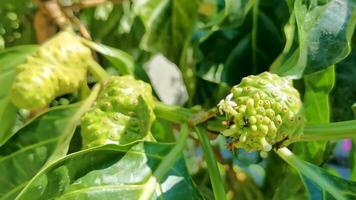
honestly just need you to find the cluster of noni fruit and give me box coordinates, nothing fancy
[80,75,156,148]
[11,31,94,110]
[218,72,304,152]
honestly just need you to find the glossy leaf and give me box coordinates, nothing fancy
[17,142,203,200]
[0,45,37,146]
[135,0,199,63]
[0,84,100,199]
[294,66,335,163]
[0,104,81,200]
[331,41,356,122]
[274,66,336,199]
[223,0,254,27]
[277,147,356,200]
[272,0,356,78]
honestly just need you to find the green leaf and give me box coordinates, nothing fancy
[0,104,81,200]
[0,45,37,146]
[277,147,356,200]
[274,67,336,199]
[135,0,199,63]
[16,142,203,199]
[223,0,254,28]
[294,66,335,163]
[351,140,356,181]
[272,0,356,78]
[81,39,135,75]
[331,41,356,121]
[0,85,100,199]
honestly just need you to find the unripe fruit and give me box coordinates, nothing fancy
[81,75,156,148]
[218,72,304,152]
[11,32,92,110]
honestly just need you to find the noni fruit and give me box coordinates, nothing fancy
[80,75,156,148]
[218,72,304,152]
[11,31,93,110]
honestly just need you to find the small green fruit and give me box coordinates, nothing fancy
[218,72,304,152]
[81,75,156,148]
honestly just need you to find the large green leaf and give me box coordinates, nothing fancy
[0,104,81,200]
[0,85,100,199]
[272,0,356,78]
[277,147,356,200]
[16,142,203,199]
[331,40,356,122]
[0,45,37,146]
[135,0,199,63]
[273,66,336,199]
[294,66,335,163]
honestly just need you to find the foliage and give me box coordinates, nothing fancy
[1,0,356,200]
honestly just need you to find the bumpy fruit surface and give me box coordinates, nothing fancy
[11,31,92,110]
[218,72,304,152]
[81,75,156,148]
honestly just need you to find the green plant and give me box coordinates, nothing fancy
[1,1,356,200]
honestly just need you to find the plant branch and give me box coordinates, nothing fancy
[155,101,356,143]
[154,124,190,181]
[87,59,111,81]
[295,120,356,142]
[195,126,227,200]
[154,102,218,127]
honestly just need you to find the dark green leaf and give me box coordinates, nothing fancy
[277,147,356,200]
[222,0,254,27]
[17,142,203,199]
[294,66,335,163]
[135,0,199,63]
[0,45,37,146]
[0,104,81,199]
[272,0,356,77]
[0,84,100,199]
[274,66,336,199]
[331,40,356,122]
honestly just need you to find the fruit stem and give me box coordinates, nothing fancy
[154,102,218,127]
[156,102,356,142]
[195,126,227,200]
[87,60,111,81]
[154,102,193,124]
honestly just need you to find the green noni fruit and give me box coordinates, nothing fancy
[11,31,93,110]
[217,72,304,152]
[80,75,156,148]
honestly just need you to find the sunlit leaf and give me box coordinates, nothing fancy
[0,104,81,199]
[0,45,37,146]
[272,0,356,78]
[277,147,356,200]
[17,142,203,199]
